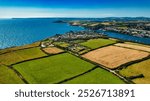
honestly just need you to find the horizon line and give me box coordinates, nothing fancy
[0,16,150,19]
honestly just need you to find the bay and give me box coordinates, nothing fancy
[0,18,150,49]
[98,30,150,45]
[0,18,84,49]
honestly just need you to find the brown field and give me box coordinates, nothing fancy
[42,47,64,54]
[115,43,150,52]
[82,46,149,69]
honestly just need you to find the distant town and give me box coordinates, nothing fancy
[55,17,150,38]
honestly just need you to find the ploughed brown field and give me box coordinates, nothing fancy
[115,43,150,52]
[42,47,64,54]
[82,46,149,69]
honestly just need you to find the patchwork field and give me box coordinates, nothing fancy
[0,36,149,84]
[0,65,24,84]
[115,43,150,52]
[0,47,47,65]
[13,53,95,84]
[119,59,150,84]
[0,42,40,55]
[64,68,125,84]
[82,46,149,69]
[80,38,116,49]
[42,47,64,54]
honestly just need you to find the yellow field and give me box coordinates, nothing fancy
[42,47,64,54]
[82,46,149,69]
[115,43,150,52]
[120,59,150,84]
[125,42,150,48]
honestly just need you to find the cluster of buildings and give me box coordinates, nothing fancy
[68,20,150,38]
[104,27,150,38]
[50,30,104,41]
[41,31,104,49]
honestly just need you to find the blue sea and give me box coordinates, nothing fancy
[0,18,150,49]
[0,18,85,49]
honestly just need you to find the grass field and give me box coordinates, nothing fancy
[64,68,125,84]
[0,42,40,54]
[13,53,95,84]
[0,65,24,84]
[119,59,150,84]
[53,42,70,48]
[80,38,116,49]
[82,46,149,69]
[0,47,47,65]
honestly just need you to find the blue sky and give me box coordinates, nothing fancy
[0,0,150,18]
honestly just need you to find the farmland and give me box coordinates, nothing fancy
[42,47,64,54]
[13,53,95,84]
[64,68,125,84]
[80,38,116,49]
[82,46,149,69]
[119,59,150,84]
[0,47,47,65]
[53,42,70,48]
[0,65,24,84]
[115,43,150,52]
[0,42,40,55]
[125,42,150,48]
[0,30,150,84]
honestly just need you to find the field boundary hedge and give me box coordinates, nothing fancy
[56,66,98,84]
[0,46,40,55]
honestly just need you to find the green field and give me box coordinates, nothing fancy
[0,47,47,65]
[0,65,24,84]
[64,68,125,84]
[13,53,95,84]
[80,38,116,49]
[53,42,70,48]
[119,59,150,84]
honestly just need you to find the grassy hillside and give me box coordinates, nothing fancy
[0,47,47,65]
[0,65,24,84]
[0,42,40,54]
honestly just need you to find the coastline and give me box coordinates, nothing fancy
[0,18,150,84]
[0,30,150,84]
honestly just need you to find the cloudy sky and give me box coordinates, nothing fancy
[0,0,150,18]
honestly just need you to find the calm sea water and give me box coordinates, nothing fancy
[0,18,150,49]
[98,30,150,45]
[0,18,84,49]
